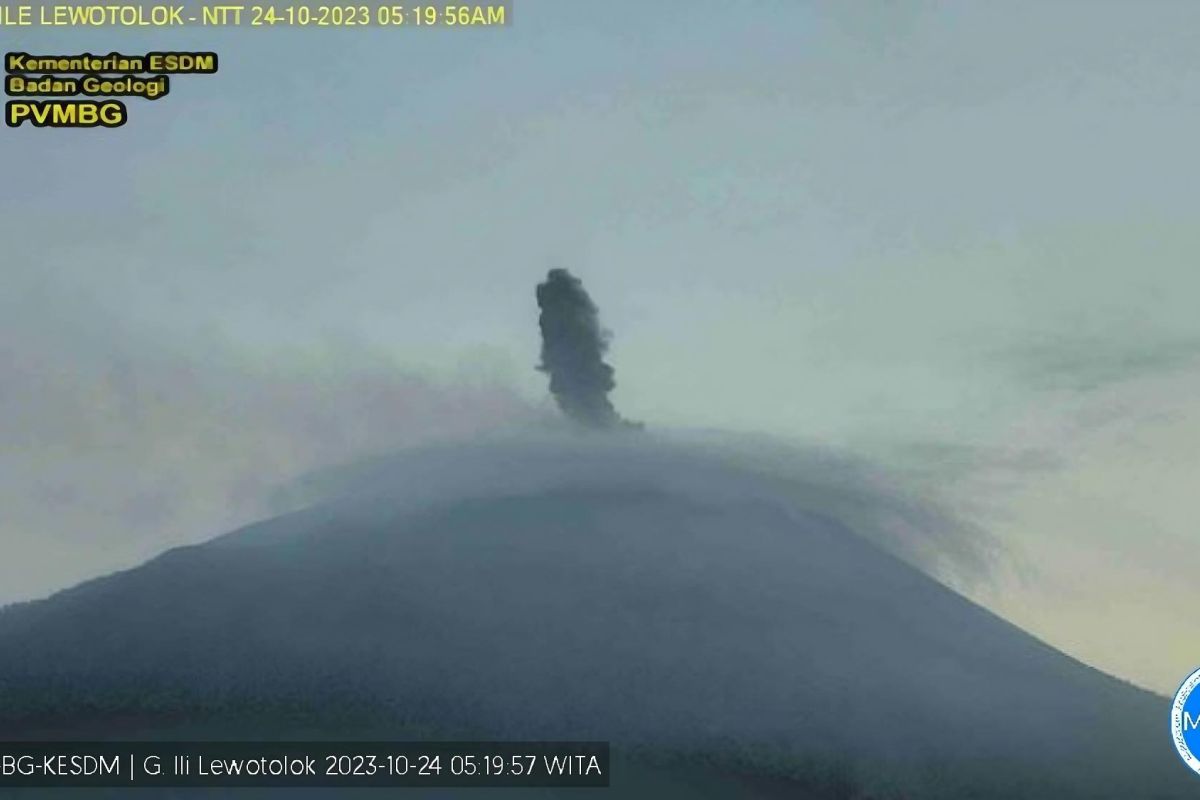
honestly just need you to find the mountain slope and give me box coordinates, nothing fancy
[0,438,1187,798]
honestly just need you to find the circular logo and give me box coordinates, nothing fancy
[1171,667,1200,775]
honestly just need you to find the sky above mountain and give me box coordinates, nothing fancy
[2,0,1198,692]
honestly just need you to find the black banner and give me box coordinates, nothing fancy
[0,741,609,788]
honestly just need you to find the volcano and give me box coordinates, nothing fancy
[0,435,1187,798]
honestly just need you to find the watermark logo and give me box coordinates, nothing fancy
[1171,667,1200,776]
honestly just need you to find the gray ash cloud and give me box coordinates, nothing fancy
[535,269,635,430]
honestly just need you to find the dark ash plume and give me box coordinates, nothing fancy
[535,269,634,430]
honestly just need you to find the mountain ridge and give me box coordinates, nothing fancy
[0,439,1187,798]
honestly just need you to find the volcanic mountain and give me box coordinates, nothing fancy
[0,435,1187,798]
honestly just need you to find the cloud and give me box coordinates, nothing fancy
[1000,335,1200,394]
[276,428,999,589]
[0,315,536,606]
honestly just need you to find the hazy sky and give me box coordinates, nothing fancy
[3,0,1199,693]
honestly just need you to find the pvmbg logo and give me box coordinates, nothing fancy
[1171,667,1200,775]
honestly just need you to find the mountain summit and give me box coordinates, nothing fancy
[0,437,1186,798]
